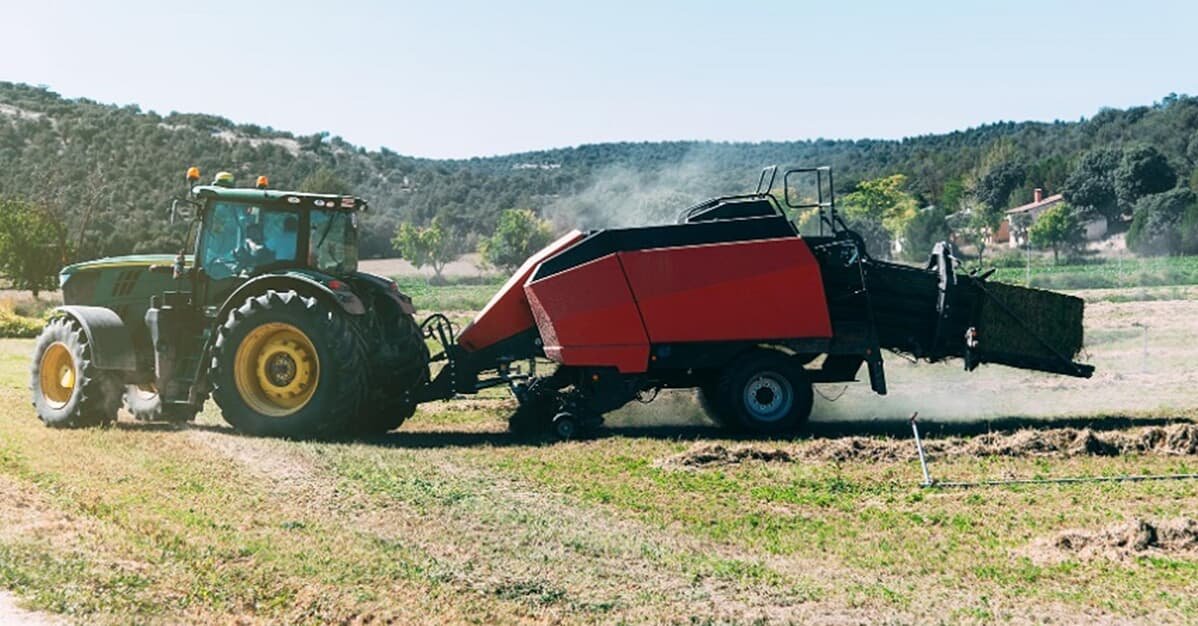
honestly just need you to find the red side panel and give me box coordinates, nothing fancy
[524,254,650,373]
[618,237,832,343]
[458,230,584,352]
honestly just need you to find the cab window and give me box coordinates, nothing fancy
[200,202,299,279]
[309,210,358,275]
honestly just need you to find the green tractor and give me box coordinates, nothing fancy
[30,169,429,438]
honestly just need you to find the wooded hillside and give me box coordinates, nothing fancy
[2,82,1196,260]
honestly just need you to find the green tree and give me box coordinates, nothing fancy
[1186,129,1198,166]
[1126,188,1195,255]
[974,160,1026,213]
[1182,202,1198,255]
[391,218,462,283]
[841,174,918,234]
[298,167,352,195]
[1028,203,1082,264]
[938,177,965,213]
[840,174,918,257]
[479,209,554,271]
[948,196,1005,261]
[1062,147,1122,221]
[1115,145,1177,212]
[901,205,950,262]
[0,197,68,298]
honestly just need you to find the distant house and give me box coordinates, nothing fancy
[997,188,1108,248]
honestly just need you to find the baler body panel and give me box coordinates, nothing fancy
[524,254,650,373]
[619,237,831,344]
[458,230,584,352]
[520,225,832,374]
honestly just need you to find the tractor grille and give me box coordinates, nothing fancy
[111,270,140,297]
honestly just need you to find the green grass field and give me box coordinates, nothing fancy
[988,254,1198,290]
[0,283,1196,624]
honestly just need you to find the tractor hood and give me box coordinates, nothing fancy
[59,254,187,284]
[58,254,195,308]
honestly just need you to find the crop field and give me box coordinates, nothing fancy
[0,283,1196,624]
[988,254,1198,290]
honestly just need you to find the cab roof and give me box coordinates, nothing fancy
[192,185,368,211]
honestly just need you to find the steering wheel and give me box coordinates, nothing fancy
[205,257,238,280]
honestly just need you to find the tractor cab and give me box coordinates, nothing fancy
[185,176,365,286]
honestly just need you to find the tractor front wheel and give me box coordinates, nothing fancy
[122,385,199,422]
[711,350,813,436]
[30,317,121,428]
[210,290,366,439]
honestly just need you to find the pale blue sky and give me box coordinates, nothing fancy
[1,1,1194,158]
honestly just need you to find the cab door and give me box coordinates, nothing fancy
[195,201,302,308]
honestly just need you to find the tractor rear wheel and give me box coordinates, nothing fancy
[122,384,199,422]
[713,350,813,436]
[30,317,121,428]
[210,290,366,439]
[351,309,429,436]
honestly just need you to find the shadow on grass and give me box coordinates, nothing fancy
[110,414,1192,449]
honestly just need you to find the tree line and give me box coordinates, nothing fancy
[2,82,1198,292]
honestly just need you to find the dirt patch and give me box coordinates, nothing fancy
[657,423,1198,468]
[0,591,61,626]
[655,443,793,469]
[1028,518,1198,562]
[416,398,516,413]
[360,254,494,279]
[0,474,97,551]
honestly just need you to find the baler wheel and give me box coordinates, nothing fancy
[714,350,813,435]
[210,290,366,439]
[552,412,578,440]
[30,317,121,428]
[508,382,559,435]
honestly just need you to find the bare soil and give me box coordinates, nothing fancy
[658,423,1198,468]
[0,591,61,626]
[1028,518,1198,563]
[360,254,494,279]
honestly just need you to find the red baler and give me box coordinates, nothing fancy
[417,166,1091,438]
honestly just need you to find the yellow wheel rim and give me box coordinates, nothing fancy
[233,323,320,417]
[40,342,76,409]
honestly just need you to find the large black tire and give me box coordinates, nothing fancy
[713,349,813,436]
[122,385,199,423]
[30,317,121,428]
[352,308,429,436]
[210,290,366,439]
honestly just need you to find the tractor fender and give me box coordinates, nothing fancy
[54,305,138,372]
[351,271,417,315]
[215,273,366,325]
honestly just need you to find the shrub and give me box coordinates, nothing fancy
[479,209,554,272]
[0,310,44,338]
[1127,188,1196,255]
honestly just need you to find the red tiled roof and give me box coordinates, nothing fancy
[1006,193,1064,215]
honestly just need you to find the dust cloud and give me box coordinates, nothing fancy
[545,150,752,231]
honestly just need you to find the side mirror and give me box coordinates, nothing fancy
[170,199,195,224]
